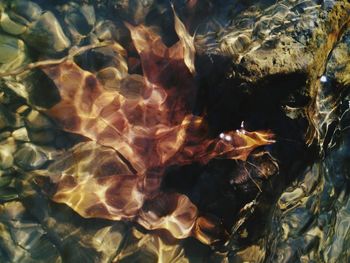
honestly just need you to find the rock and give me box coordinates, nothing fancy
[0,201,61,262]
[74,43,127,73]
[325,27,350,86]
[265,107,350,262]
[0,149,14,170]
[1,0,41,36]
[0,104,23,130]
[23,70,61,109]
[115,229,188,263]
[96,67,123,90]
[9,0,42,23]
[309,23,350,149]
[115,0,156,25]
[28,129,56,145]
[0,175,12,188]
[197,0,350,84]
[0,34,29,72]
[0,12,27,35]
[21,11,70,54]
[25,110,53,130]
[65,4,96,43]
[94,20,128,43]
[0,194,128,263]
[119,74,145,99]
[14,143,48,170]
[0,138,16,170]
[12,127,29,142]
[0,188,18,202]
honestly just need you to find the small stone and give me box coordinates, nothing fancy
[10,0,42,23]
[0,34,26,64]
[0,34,29,73]
[14,143,48,170]
[65,4,96,37]
[0,138,16,170]
[12,127,29,142]
[22,11,70,54]
[0,175,12,188]
[94,20,128,43]
[0,149,14,170]
[25,110,52,130]
[0,12,27,35]
[0,188,18,201]
[0,132,11,141]
[28,129,56,145]
[119,74,145,99]
[97,67,123,90]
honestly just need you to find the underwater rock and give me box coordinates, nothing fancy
[94,20,128,43]
[9,0,42,23]
[0,34,29,73]
[21,11,70,54]
[0,105,23,130]
[198,0,350,83]
[325,27,350,87]
[12,127,29,142]
[25,110,53,130]
[265,125,350,262]
[0,148,14,170]
[0,35,23,64]
[0,0,41,36]
[119,74,146,99]
[0,138,16,170]
[115,0,156,25]
[307,21,350,149]
[0,201,61,262]
[23,110,56,145]
[64,4,96,44]
[96,66,124,90]
[14,143,48,170]
[114,228,188,263]
[0,12,27,35]
[74,43,127,73]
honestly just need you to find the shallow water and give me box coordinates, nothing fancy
[0,0,349,262]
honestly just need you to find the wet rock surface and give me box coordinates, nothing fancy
[0,0,349,262]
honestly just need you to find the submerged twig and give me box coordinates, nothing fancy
[0,41,114,79]
[244,164,262,192]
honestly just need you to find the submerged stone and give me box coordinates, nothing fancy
[9,0,42,23]
[22,11,70,54]
[14,143,48,170]
[0,12,27,35]
[65,4,96,37]
[0,34,29,72]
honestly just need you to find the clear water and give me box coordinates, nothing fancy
[0,0,349,262]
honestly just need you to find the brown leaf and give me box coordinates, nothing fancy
[40,25,275,244]
[173,9,196,74]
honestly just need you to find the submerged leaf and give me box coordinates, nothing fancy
[173,10,196,74]
[39,24,274,243]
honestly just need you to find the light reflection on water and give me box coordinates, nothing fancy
[0,0,349,262]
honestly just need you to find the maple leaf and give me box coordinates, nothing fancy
[40,19,274,244]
